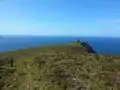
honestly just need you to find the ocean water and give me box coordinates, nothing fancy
[0,36,120,55]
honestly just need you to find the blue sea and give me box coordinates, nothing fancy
[0,36,120,55]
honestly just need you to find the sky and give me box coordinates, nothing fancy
[0,0,120,37]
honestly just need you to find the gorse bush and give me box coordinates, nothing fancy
[0,58,16,90]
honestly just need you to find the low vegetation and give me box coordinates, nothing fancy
[0,42,120,90]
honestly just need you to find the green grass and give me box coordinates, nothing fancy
[0,42,120,90]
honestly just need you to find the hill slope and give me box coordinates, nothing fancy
[0,42,120,90]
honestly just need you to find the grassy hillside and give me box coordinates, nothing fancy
[0,42,120,90]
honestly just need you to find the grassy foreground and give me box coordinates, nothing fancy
[0,42,120,90]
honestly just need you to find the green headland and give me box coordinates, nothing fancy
[0,42,120,90]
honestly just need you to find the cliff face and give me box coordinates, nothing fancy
[81,42,97,54]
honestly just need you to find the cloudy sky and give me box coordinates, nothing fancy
[0,0,120,37]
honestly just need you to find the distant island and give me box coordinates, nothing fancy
[0,41,120,90]
[0,36,3,38]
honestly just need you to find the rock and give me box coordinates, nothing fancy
[81,42,97,54]
[76,40,81,43]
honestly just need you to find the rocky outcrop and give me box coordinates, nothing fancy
[76,40,81,43]
[81,42,97,54]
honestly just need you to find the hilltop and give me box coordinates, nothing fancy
[0,42,120,90]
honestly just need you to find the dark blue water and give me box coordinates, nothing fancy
[0,36,120,55]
